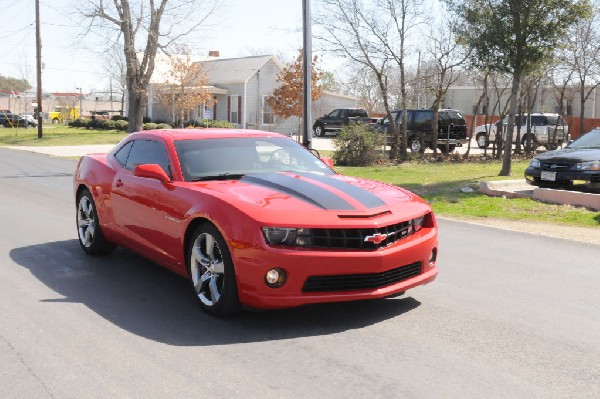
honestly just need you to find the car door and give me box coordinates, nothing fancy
[110,139,182,268]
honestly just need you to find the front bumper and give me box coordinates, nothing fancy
[232,227,438,309]
[525,167,600,190]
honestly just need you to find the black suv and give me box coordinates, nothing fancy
[377,109,469,152]
[313,108,370,137]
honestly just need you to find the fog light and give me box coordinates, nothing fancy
[265,268,286,288]
[429,248,438,266]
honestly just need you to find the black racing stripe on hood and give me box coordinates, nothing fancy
[295,172,385,209]
[241,173,356,210]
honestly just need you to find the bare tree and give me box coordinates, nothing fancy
[557,3,600,135]
[316,0,425,160]
[103,45,127,115]
[421,18,469,155]
[84,0,219,132]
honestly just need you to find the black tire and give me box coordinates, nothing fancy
[76,188,115,256]
[522,134,537,152]
[314,125,325,137]
[187,223,240,316]
[408,135,425,153]
[476,133,489,149]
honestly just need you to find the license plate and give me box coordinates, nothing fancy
[541,171,556,181]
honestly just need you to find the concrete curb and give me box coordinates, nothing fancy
[480,179,600,210]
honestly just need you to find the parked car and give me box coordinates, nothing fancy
[376,109,469,153]
[21,113,37,127]
[474,113,568,151]
[74,129,439,316]
[312,108,370,137]
[0,111,26,128]
[525,128,600,192]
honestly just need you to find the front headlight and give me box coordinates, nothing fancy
[575,161,600,171]
[529,158,541,168]
[262,227,312,247]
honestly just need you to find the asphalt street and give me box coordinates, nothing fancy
[0,148,599,398]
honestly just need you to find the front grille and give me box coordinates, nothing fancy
[302,262,422,293]
[310,221,414,250]
[541,162,571,171]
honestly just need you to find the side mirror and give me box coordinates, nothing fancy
[133,164,171,183]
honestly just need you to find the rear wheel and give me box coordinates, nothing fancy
[522,134,537,152]
[187,223,240,316]
[52,118,59,124]
[76,188,115,255]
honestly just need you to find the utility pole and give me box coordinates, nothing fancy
[35,0,43,139]
[77,87,83,115]
[302,0,312,149]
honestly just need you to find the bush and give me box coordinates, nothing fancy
[115,120,129,131]
[143,123,158,130]
[111,114,127,121]
[100,120,116,130]
[156,123,172,129]
[333,123,383,166]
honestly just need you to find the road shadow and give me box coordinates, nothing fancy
[10,240,421,346]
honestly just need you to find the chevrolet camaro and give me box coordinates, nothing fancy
[74,129,439,316]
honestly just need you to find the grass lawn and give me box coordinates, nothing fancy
[0,125,127,146]
[1,125,598,228]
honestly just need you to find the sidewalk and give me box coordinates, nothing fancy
[6,144,115,157]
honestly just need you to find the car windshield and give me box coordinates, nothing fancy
[174,136,334,181]
[568,130,600,149]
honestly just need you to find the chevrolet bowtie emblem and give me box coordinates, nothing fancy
[364,233,388,245]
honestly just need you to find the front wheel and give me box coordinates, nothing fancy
[476,133,489,149]
[76,188,115,255]
[187,223,240,316]
[408,135,425,153]
[314,125,325,137]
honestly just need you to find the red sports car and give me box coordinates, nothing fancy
[74,129,438,316]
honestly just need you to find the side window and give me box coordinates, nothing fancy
[413,111,431,123]
[530,116,546,126]
[329,110,340,118]
[126,140,172,178]
[114,141,133,167]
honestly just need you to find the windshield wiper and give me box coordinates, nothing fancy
[191,173,245,182]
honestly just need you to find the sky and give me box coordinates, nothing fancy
[0,0,308,94]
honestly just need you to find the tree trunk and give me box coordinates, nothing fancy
[500,72,521,176]
[127,84,146,133]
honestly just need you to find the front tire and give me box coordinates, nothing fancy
[76,188,115,255]
[522,134,537,152]
[408,135,425,153]
[187,223,240,316]
[476,133,489,149]
[314,125,325,137]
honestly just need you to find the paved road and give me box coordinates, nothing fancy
[1,148,599,398]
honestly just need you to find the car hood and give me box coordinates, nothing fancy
[535,148,600,163]
[190,171,417,214]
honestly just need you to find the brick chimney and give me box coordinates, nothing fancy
[208,50,220,58]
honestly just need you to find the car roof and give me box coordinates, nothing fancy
[128,128,289,141]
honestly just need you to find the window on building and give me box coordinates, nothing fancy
[262,95,274,125]
[229,95,240,124]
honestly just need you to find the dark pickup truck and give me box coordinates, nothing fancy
[312,108,370,137]
[376,109,469,153]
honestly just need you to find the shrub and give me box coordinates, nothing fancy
[111,114,128,121]
[156,123,172,129]
[100,120,116,130]
[143,123,158,130]
[333,123,383,166]
[115,120,129,131]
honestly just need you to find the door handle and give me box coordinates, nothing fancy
[115,179,123,187]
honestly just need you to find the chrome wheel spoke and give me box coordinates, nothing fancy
[212,260,225,275]
[208,277,221,303]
